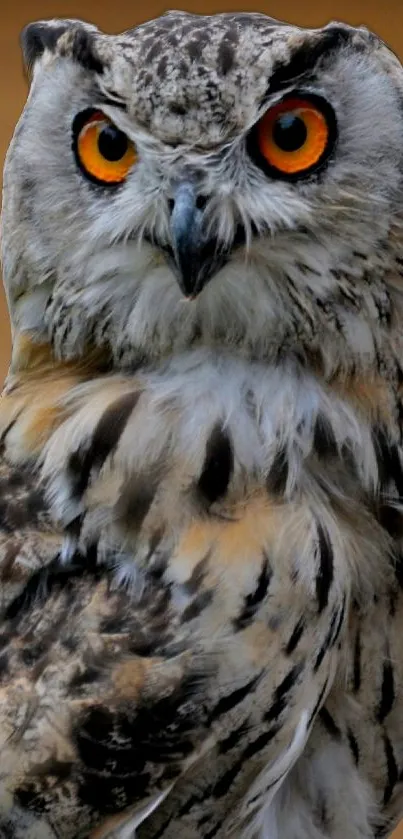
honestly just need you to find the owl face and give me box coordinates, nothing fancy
[2,12,403,372]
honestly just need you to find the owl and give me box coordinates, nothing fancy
[1,9,403,839]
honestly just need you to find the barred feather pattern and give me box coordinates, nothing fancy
[3,9,403,839]
[0,343,401,839]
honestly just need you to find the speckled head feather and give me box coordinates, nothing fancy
[3,11,403,380]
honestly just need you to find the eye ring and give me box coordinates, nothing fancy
[72,108,137,186]
[246,92,337,181]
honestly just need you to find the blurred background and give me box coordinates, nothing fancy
[1,2,403,836]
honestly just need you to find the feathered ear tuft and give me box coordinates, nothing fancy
[20,19,103,80]
[20,20,72,76]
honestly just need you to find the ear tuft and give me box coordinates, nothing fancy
[20,19,73,75]
[20,19,103,79]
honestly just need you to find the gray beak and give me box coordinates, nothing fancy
[168,181,228,298]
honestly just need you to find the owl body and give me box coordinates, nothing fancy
[1,10,403,839]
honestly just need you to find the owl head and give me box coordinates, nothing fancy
[2,12,403,377]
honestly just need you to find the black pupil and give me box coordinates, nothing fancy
[97,124,128,161]
[272,113,307,153]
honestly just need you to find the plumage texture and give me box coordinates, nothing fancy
[1,10,403,839]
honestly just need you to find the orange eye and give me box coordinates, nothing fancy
[73,110,136,185]
[249,95,336,179]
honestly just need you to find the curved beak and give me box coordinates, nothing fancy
[168,182,228,298]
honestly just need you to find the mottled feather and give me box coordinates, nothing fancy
[2,9,403,839]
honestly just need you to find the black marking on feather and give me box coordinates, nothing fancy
[182,553,211,595]
[0,652,9,680]
[373,427,403,496]
[198,426,233,504]
[394,553,403,589]
[319,707,341,738]
[153,816,175,839]
[213,726,280,800]
[67,390,140,499]
[73,673,202,813]
[63,26,104,73]
[348,729,359,765]
[208,675,261,723]
[3,544,100,621]
[383,734,398,805]
[218,722,249,754]
[313,414,338,459]
[178,787,213,818]
[233,554,272,630]
[377,660,395,723]
[266,445,289,495]
[378,504,403,540]
[180,589,214,623]
[353,631,361,693]
[315,523,334,613]
[314,597,346,672]
[285,618,305,655]
[116,473,159,531]
[265,663,303,723]
[15,760,74,814]
[217,25,239,76]
[308,679,328,728]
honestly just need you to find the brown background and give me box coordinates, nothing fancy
[1,2,403,835]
